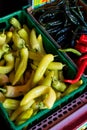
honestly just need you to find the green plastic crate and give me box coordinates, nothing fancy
[0,10,86,130]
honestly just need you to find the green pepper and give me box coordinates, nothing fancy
[59,48,82,56]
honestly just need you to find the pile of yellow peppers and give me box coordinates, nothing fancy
[0,17,83,126]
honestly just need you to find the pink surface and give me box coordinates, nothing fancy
[50,104,87,130]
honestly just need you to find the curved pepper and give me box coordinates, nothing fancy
[12,32,25,49]
[12,47,29,85]
[37,34,46,54]
[41,71,54,86]
[20,85,56,109]
[75,34,87,53]
[77,34,87,45]
[63,79,83,96]
[52,78,67,92]
[30,28,40,51]
[64,60,87,84]
[59,48,81,56]
[64,0,80,25]
[75,43,87,53]
[5,70,34,97]
[18,28,30,47]
[77,54,87,66]
[0,44,10,59]
[0,53,14,74]
[10,99,35,121]
[47,61,65,70]
[15,108,33,125]
[32,54,54,86]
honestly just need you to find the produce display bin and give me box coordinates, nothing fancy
[25,1,87,67]
[23,5,78,69]
[0,9,87,130]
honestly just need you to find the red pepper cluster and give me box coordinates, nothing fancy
[75,34,87,53]
[64,56,87,84]
[64,34,87,84]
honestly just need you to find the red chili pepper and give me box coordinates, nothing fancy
[79,34,87,45]
[64,60,87,84]
[75,43,87,53]
[77,54,87,65]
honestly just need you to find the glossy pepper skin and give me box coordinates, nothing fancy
[63,79,83,96]
[75,34,87,53]
[64,60,87,84]
[77,54,87,65]
[0,53,14,74]
[78,34,87,45]
[12,47,28,85]
[20,85,56,109]
[75,43,87,53]
[59,48,81,56]
[32,0,87,49]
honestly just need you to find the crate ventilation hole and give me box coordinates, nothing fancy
[29,92,87,130]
